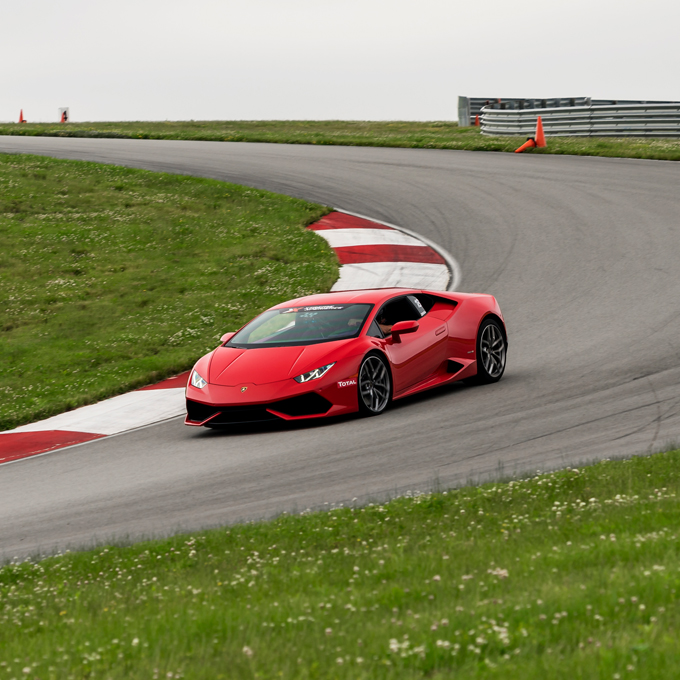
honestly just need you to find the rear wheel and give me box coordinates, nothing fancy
[358,353,391,416]
[470,318,506,384]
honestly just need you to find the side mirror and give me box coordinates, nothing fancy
[390,320,419,343]
[220,332,235,344]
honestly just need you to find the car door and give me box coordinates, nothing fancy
[376,295,449,394]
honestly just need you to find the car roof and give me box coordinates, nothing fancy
[270,288,422,309]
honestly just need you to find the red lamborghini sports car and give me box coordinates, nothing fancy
[185,288,507,427]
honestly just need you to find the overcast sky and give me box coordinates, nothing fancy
[3,0,679,122]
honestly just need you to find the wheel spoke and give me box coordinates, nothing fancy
[359,356,390,413]
[479,323,506,379]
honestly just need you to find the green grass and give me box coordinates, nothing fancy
[0,153,337,431]
[3,120,680,160]
[3,450,680,678]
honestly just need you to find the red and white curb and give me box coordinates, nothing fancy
[0,373,189,465]
[0,212,459,465]
[312,210,460,292]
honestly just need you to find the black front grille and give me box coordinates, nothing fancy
[269,393,333,417]
[209,405,280,425]
[186,392,333,425]
[187,399,278,425]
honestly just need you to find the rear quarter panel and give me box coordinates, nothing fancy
[439,293,506,360]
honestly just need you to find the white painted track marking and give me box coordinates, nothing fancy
[7,389,186,437]
[317,228,424,249]
[332,262,450,291]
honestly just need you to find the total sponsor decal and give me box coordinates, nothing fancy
[337,378,357,388]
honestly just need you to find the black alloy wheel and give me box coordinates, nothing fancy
[358,353,391,415]
[470,318,507,384]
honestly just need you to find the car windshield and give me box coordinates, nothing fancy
[228,303,373,348]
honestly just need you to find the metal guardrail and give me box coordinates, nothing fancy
[479,102,680,137]
[458,96,595,126]
[458,96,680,136]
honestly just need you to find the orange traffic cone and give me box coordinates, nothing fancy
[474,114,480,126]
[515,116,547,153]
[19,109,25,123]
[514,138,537,153]
[535,116,546,147]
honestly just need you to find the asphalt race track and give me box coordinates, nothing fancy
[2,136,680,560]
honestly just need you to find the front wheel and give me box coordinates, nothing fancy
[470,318,507,384]
[358,353,391,416]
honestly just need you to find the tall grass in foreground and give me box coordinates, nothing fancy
[2,450,680,678]
[0,154,336,430]
[2,120,680,160]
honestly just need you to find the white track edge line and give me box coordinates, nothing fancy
[334,208,462,291]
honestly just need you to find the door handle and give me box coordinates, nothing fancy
[435,326,446,336]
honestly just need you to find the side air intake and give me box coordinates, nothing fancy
[447,360,464,374]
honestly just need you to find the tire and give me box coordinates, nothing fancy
[358,352,392,416]
[468,317,507,385]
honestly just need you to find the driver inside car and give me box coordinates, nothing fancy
[377,312,393,336]
[294,312,322,339]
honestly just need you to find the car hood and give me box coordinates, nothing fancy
[209,342,347,386]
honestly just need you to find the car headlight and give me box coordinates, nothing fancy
[190,369,208,389]
[294,362,335,383]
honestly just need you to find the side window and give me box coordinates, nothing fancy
[366,319,383,338]
[375,297,421,336]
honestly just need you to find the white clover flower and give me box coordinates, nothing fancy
[242,646,254,657]
[488,567,509,579]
